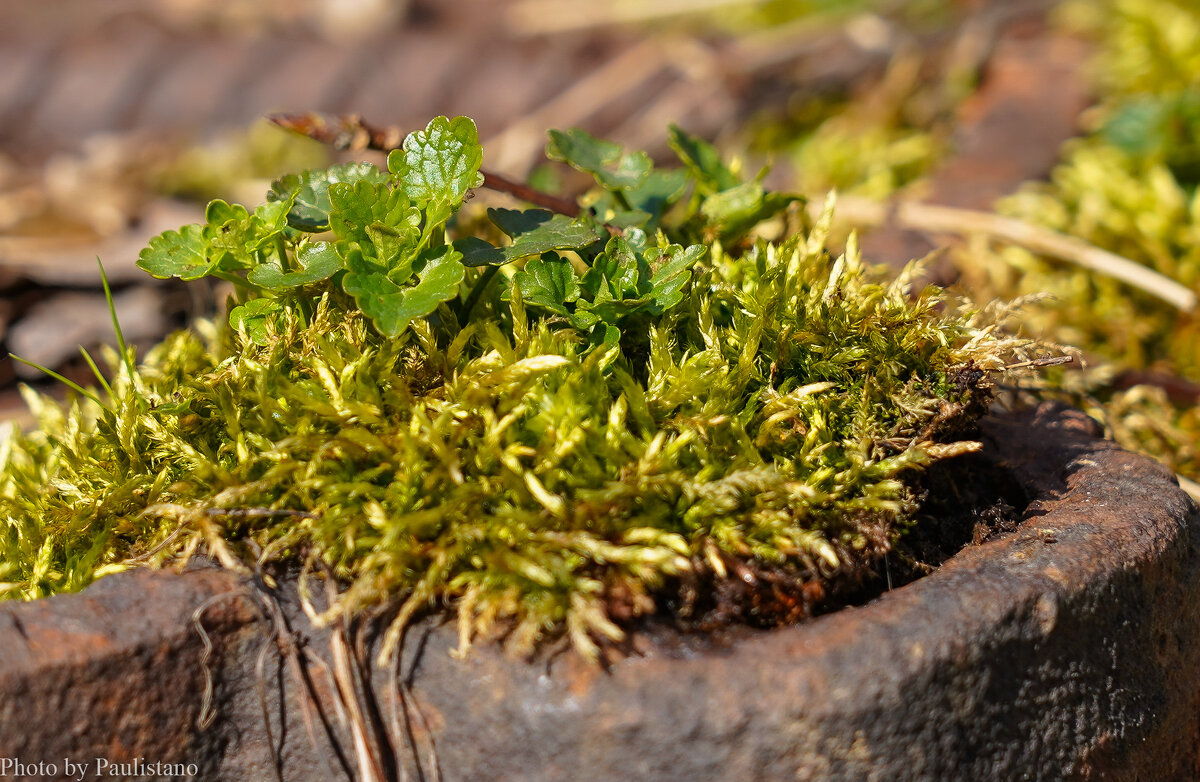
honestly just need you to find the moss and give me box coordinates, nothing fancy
[0,124,1038,659]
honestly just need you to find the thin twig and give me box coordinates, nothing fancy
[826,196,1198,311]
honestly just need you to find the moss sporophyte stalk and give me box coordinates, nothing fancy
[0,115,1042,660]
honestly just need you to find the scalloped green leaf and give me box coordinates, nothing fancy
[387,116,483,208]
[667,124,740,194]
[247,241,343,289]
[546,128,651,191]
[267,162,388,232]
[137,223,212,280]
[205,199,250,227]
[328,180,421,266]
[645,243,705,313]
[228,298,284,346]
[491,208,606,257]
[582,236,642,301]
[203,199,257,270]
[514,255,580,316]
[341,244,465,337]
[454,236,506,267]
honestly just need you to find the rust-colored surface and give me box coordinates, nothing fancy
[0,566,255,778]
[0,403,1197,781]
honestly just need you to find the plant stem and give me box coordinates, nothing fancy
[461,266,502,322]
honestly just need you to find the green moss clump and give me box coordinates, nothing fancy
[0,119,1035,659]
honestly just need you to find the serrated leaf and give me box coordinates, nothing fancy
[387,116,483,207]
[268,162,388,232]
[514,255,580,316]
[328,180,420,265]
[247,241,342,288]
[625,169,690,223]
[137,224,212,280]
[454,236,507,267]
[582,236,642,301]
[489,208,607,259]
[699,183,802,244]
[546,128,651,190]
[645,244,705,313]
[668,125,740,193]
[341,245,465,337]
[228,298,283,346]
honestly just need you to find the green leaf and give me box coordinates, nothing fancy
[700,181,767,223]
[328,180,420,262]
[625,169,690,222]
[492,208,607,258]
[454,236,507,267]
[203,199,257,270]
[387,116,483,207]
[205,199,250,227]
[546,128,651,190]
[228,298,284,346]
[514,255,580,316]
[701,184,801,243]
[668,124,740,193]
[137,224,212,280]
[456,210,607,268]
[645,244,705,313]
[247,241,343,288]
[341,244,465,337]
[268,162,388,232]
[489,207,557,238]
[582,236,642,301]
[251,200,291,236]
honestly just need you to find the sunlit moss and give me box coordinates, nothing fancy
[0,201,1035,657]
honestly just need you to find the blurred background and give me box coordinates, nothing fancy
[4,0,1199,488]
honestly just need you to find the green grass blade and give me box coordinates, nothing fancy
[97,257,136,381]
[9,354,109,410]
[78,346,115,399]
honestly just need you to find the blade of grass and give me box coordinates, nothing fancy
[9,354,109,410]
[97,258,138,381]
[78,346,115,400]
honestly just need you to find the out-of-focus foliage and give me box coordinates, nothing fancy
[958,0,1200,481]
[152,119,329,203]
